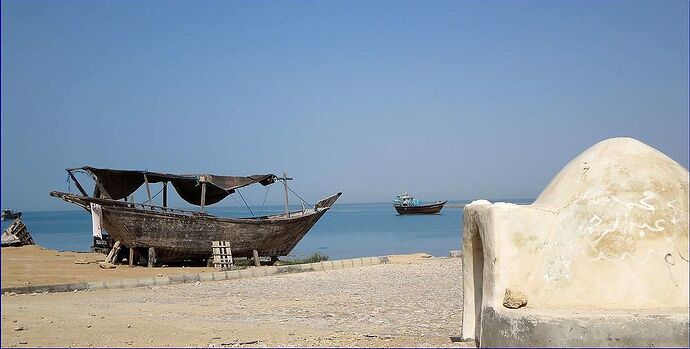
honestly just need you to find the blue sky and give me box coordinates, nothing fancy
[2,0,688,211]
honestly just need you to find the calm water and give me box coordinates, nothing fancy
[2,200,532,260]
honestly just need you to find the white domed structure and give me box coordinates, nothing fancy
[461,138,689,347]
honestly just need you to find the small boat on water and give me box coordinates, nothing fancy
[51,166,341,263]
[393,192,446,215]
[1,209,22,221]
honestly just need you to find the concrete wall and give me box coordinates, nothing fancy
[461,138,689,347]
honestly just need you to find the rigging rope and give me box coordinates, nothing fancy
[144,186,165,205]
[259,184,271,216]
[66,173,72,193]
[285,184,313,207]
[235,188,256,218]
[229,191,244,206]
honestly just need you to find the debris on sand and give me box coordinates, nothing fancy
[1,220,34,247]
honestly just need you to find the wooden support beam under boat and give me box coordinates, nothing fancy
[148,247,156,268]
[253,249,260,267]
[129,248,135,267]
[106,241,122,264]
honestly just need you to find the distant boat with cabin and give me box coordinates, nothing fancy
[393,192,446,215]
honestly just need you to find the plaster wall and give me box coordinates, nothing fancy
[460,138,689,346]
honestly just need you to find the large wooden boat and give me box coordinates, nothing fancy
[393,192,446,215]
[51,167,341,262]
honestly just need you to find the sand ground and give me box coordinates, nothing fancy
[1,257,471,347]
[1,245,217,288]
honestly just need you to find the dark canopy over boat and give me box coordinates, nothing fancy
[76,166,276,206]
[51,167,341,263]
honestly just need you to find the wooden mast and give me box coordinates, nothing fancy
[143,173,152,205]
[200,176,207,213]
[278,171,293,218]
[162,182,168,208]
[283,171,289,217]
[67,170,89,197]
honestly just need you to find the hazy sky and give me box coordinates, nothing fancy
[2,0,688,211]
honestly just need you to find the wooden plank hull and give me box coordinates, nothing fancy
[394,201,446,215]
[51,191,341,261]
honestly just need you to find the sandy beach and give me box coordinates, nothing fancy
[1,255,469,347]
[1,245,217,289]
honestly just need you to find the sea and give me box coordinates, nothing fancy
[2,200,533,260]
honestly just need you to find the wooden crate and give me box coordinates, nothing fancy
[211,241,234,270]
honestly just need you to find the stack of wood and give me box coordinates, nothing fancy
[1,219,35,247]
[212,241,234,269]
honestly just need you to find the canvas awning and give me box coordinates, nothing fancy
[72,166,275,206]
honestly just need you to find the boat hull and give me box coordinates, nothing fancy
[1,212,22,221]
[51,191,341,261]
[394,201,446,215]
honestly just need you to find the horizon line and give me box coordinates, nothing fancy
[7,197,538,214]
